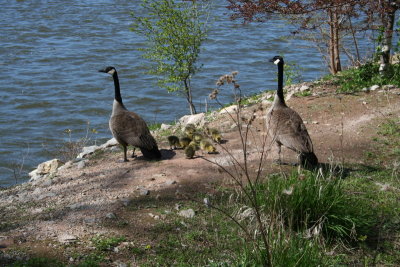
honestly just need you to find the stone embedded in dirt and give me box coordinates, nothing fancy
[106,213,117,219]
[100,138,118,148]
[68,203,84,210]
[120,198,131,207]
[219,105,238,114]
[152,173,166,179]
[203,198,210,207]
[139,189,150,196]
[148,213,160,220]
[160,123,172,130]
[370,85,380,91]
[179,113,205,127]
[178,208,195,218]
[174,203,182,210]
[165,180,177,185]
[299,85,310,92]
[58,234,77,244]
[77,145,99,159]
[29,159,63,182]
[77,160,86,169]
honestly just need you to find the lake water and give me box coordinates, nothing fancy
[0,0,373,187]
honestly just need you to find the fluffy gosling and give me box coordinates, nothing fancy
[206,127,222,143]
[167,135,180,150]
[200,140,217,154]
[179,136,192,149]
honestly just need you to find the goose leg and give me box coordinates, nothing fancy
[131,147,136,158]
[274,142,282,165]
[123,146,129,162]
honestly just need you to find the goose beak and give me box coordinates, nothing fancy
[98,68,107,73]
[268,58,275,63]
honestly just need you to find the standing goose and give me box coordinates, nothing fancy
[99,66,161,162]
[266,56,318,168]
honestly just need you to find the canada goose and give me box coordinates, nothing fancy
[200,140,217,154]
[179,136,192,149]
[266,56,318,168]
[99,66,161,162]
[206,127,222,143]
[167,135,180,150]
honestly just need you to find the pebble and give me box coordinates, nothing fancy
[139,189,150,196]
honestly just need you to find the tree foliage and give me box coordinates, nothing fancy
[131,0,209,114]
[227,0,400,75]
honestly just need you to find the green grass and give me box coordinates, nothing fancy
[91,235,126,251]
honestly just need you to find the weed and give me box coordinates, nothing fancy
[91,235,126,251]
[10,257,65,267]
[335,62,400,93]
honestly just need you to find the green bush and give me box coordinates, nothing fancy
[336,62,400,93]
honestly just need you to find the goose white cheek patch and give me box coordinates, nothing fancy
[274,59,281,65]
[108,69,116,75]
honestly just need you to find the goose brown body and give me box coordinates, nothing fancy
[100,66,161,161]
[266,56,318,168]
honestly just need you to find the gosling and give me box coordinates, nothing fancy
[167,135,180,150]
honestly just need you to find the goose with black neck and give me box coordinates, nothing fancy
[99,66,161,162]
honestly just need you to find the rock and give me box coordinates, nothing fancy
[362,87,369,92]
[299,85,310,92]
[165,180,177,185]
[178,209,195,218]
[219,105,238,114]
[29,159,63,182]
[106,213,117,219]
[100,138,119,149]
[37,192,56,200]
[370,85,380,91]
[383,84,396,90]
[77,145,100,159]
[160,123,172,130]
[203,198,210,207]
[58,234,77,244]
[77,160,86,169]
[179,113,205,127]
[139,189,150,196]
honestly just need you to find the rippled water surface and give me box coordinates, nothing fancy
[0,1,372,186]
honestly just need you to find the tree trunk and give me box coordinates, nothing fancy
[184,78,197,115]
[328,8,342,75]
[379,0,396,75]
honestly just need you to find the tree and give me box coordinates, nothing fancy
[131,0,209,114]
[227,0,399,75]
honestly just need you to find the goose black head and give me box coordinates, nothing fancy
[269,56,284,65]
[99,66,116,75]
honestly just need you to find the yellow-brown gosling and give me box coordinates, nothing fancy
[167,135,180,150]
[192,132,203,143]
[266,56,318,169]
[184,144,196,159]
[99,66,161,162]
[184,124,196,139]
[200,140,217,154]
[179,136,192,149]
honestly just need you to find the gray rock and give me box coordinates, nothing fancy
[139,189,150,196]
[178,209,195,218]
[58,234,77,244]
[219,105,237,114]
[37,192,56,200]
[299,85,310,92]
[77,160,86,169]
[77,145,100,159]
[106,213,117,219]
[160,123,172,130]
[179,113,206,127]
[29,159,63,182]
[165,180,177,185]
[100,138,119,148]
[370,85,380,91]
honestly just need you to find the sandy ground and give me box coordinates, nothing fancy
[0,82,399,264]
